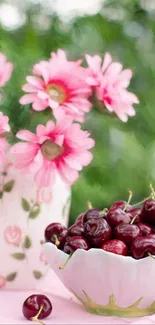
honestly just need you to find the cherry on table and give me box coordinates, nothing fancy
[84,217,111,247]
[130,234,155,259]
[44,222,67,249]
[106,208,131,228]
[22,294,52,324]
[101,239,128,256]
[114,224,140,245]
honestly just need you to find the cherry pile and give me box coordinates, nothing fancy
[44,193,155,260]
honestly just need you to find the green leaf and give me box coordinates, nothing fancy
[11,253,26,260]
[6,272,17,281]
[0,192,3,199]
[23,235,32,249]
[22,198,30,211]
[29,204,40,219]
[33,270,43,279]
[3,180,15,192]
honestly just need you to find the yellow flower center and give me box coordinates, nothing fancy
[41,140,64,160]
[46,84,66,104]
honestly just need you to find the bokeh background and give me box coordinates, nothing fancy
[0,0,155,224]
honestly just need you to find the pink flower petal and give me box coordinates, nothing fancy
[32,99,47,111]
[48,99,60,109]
[85,54,102,74]
[26,76,44,90]
[101,52,112,73]
[19,94,37,105]
[22,84,39,93]
[35,162,56,186]
[16,130,38,143]
[29,150,44,173]
[58,161,79,184]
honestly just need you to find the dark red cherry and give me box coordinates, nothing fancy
[83,208,104,223]
[63,236,90,254]
[140,199,155,224]
[114,224,140,245]
[106,208,131,228]
[84,217,111,247]
[101,239,128,256]
[110,200,131,211]
[127,207,142,224]
[130,234,155,259]
[75,213,84,224]
[22,294,52,321]
[67,221,84,237]
[138,223,152,236]
[44,223,67,249]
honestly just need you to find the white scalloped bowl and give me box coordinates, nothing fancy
[43,242,155,317]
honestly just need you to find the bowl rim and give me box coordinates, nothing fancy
[43,241,155,265]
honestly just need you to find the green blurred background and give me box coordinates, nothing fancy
[0,0,155,224]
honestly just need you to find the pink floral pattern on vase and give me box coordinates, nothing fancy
[40,252,47,264]
[0,274,6,289]
[36,187,52,204]
[4,226,22,246]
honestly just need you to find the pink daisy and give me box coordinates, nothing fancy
[0,53,13,88]
[19,49,92,122]
[85,53,139,122]
[11,117,95,187]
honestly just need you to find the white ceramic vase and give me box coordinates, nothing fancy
[0,166,71,290]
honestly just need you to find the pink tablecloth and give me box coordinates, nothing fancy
[0,271,155,324]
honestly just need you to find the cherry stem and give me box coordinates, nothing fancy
[31,305,45,325]
[53,234,60,246]
[59,254,72,270]
[86,201,93,209]
[150,184,155,200]
[131,196,151,208]
[148,252,155,260]
[123,190,132,211]
[130,215,138,225]
[99,208,108,218]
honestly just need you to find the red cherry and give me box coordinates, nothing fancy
[84,217,111,247]
[44,223,67,249]
[138,223,152,236]
[22,294,52,323]
[101,239,128,256]
[75,213,84,223]
[140,199,155,224]
[106,208,131,227]
[130,234,155,259]
[127,207,142,224]
[110,200,131,211]
[114,224,140,245]
[83,208,104,223]
[67,221,84,237]
[63,236,90,254]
